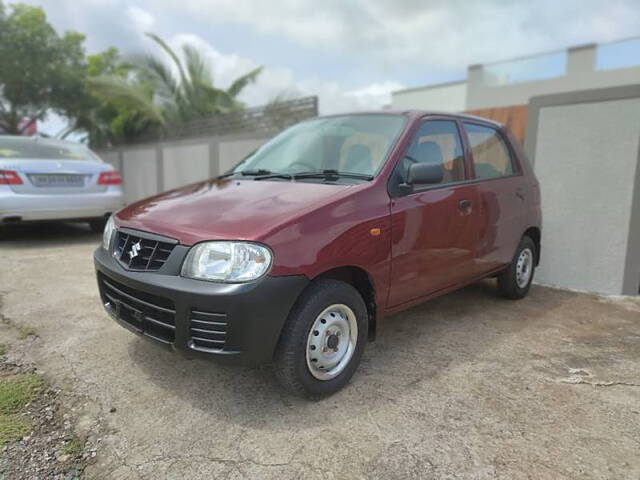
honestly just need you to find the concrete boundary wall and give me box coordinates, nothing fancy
[98,131,274,204]
[391,80,467,112]
[525,84,640,295]
[467,44,640,110]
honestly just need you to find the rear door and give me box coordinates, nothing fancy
[387,119,479,308]
[462,122,528,274]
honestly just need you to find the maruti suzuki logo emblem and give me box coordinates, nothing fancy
[128,241,142,260]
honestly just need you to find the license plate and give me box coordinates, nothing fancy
[28,174,87,187]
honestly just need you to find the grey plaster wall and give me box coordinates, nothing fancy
[218,138,268,174]
[121,147,158,204]
[96,133,271,204]
[162,143,210,191]
[528,90,640,295]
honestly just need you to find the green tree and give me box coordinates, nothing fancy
[0,2,86,134]
[90,33,262,129]
[64,47,158,147]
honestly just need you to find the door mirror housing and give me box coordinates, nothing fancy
[407,162,443,185]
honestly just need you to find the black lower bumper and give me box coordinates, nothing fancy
[94,247,309,366]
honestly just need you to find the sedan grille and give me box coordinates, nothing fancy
[99,273,176,344]
[189,310,227,352]
[114,230,176,271]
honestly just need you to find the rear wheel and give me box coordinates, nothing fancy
[88,218,106,233]
[274,279,367,398]
[497,236,536,299]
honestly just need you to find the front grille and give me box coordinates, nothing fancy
[114,230,176,271]
[189,310,227,352]
[99,273,176,345]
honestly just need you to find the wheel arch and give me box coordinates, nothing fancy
[312,266,377,341]
[523,226,541,265]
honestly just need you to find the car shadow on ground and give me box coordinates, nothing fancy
[125,281,573,426]
[0,222,101,248]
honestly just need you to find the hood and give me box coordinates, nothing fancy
[115,178,355,245]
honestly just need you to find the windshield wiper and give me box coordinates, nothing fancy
[219,168,373,182]
[293,169,374,181]
[253,172,294,180]
[217,169,280,179]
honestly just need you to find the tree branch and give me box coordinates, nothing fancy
[18,108,47,134]
[57,120,78,139]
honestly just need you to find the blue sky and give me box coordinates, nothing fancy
[17,0,640,134]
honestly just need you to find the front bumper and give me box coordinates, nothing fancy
[0,186,123,222]
[94,246,309,366]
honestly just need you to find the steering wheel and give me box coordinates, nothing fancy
[287,160,317,173]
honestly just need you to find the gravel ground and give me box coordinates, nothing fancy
[0,327,95,479]
[1,222,639,479]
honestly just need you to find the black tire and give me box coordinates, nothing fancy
[273,279,368,398]
[497,235,536,300]
[88,218,106,233]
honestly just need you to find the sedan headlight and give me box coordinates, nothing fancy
[181,241,272,283]
[102,215,116,252]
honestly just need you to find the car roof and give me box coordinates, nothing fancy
[313,110,504,129]
[396,110,504,127]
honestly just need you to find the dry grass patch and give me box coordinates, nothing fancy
[62,436,84,456]
[0,373,45,445]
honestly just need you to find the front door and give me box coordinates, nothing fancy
[388,119,478,308]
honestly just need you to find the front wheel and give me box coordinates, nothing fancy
[273,279,367,398]
[497,236,536,299]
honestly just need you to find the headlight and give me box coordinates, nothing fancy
[102,215,116,251]
[181,241,272,283]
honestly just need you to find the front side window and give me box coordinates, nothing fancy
[464,123,515,179]
[396,119,465,186]
[233,114,407,178]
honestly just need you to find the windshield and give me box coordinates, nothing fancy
[232,114,407,178]
[0,138,99,161]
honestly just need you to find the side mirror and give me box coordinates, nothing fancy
[407,162,443,185]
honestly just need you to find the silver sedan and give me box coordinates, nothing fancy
[0,135,123,232]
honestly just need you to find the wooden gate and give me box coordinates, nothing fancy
[464,105,528,145]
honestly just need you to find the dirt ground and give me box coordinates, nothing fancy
[1,223,639,479]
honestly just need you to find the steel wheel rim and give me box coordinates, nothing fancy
[306,304,358,381]
[516,248,533,288]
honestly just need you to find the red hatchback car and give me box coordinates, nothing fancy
[94,112,541,397]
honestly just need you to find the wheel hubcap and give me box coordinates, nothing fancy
[516,248,533,288]
[306,304,358,381]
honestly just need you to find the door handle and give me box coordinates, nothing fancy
[458,199,472,213]
[515,187,525,201]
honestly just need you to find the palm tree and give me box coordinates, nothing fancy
[89,33,262,130]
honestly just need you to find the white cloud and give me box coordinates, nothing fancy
[25,0,640,123]
[166,34,404,113]
[127,6,155,33]
[22,1,158,54]
[172,0,640,70]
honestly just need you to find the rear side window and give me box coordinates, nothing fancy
[464,123,514,179]
[398,120,465,185]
